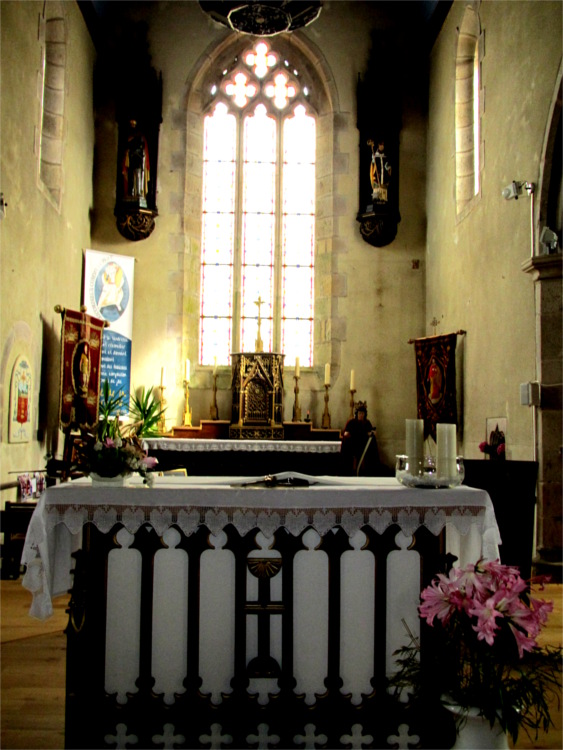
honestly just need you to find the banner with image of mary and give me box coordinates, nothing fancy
[83,249,135,415]
[414,332,458,442]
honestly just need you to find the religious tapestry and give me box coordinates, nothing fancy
[414,333,458,442]
[9,354,32,443]
[59,308,105,430]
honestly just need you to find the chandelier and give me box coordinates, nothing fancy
[199,1,323,36]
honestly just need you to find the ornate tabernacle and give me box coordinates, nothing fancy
[230,352,285,439]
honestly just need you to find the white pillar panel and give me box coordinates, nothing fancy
[105,528,141,702]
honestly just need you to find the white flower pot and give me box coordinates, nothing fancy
[445,704,509,750]
[90,472,131,487]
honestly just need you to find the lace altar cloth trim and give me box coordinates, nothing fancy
[21,478,501,620]
[144,438,341,453]
[42,502,493,541]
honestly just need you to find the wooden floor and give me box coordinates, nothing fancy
[1,580,561,750]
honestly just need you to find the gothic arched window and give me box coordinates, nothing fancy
[37,1,67,211]
[455,6,483,219]
[199,41,316,367]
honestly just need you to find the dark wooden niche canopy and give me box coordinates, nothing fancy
[114,64,162,241]
[356,32,402,248]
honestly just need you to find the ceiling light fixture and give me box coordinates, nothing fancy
[199,1,323,36]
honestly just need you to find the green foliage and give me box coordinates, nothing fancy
[97,379,128,442]
[126,386,166,437]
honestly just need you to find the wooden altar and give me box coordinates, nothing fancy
[230,352,285,440]
[22,475,500,749]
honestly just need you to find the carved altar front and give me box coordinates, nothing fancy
[230,352,284,439]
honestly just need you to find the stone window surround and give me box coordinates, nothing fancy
[455,3,484,222]
[36,0,66,212]
[179,32,347,386]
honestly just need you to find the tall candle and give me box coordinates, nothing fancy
[213,357,217,376]
[350,369,355,390]
[161,366,166,388]
[185,359,190,382]
[324,363,330,385]
[295,357,300,378]
[436,422,457,480]
[406,418,424,470]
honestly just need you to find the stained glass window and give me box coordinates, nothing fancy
[200,41,315,367]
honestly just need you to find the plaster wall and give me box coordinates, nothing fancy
[427,0,562,461]
[89,1,427,467]
[0,1,95,503]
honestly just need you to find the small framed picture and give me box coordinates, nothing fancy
[9,354,32,443]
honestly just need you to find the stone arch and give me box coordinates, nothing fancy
[37,0,67,211]
[181,32,342,380]
[455,4,481,219]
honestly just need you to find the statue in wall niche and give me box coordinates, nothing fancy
[369,139,392,203]
[122,119,150,204]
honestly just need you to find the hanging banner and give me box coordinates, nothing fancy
[83,249,135,415]
[414,332,458,442]
[59,308,105,430]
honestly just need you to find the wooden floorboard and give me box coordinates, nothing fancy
[1,580,561,749]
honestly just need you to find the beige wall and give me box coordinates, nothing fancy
[0,1,95,503]
[427,0,562,461]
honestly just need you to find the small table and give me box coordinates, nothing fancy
[22,474,500,749]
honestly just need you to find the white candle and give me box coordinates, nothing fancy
[185,359,190,382]
[295,357,300,378]
[161,366,167,388]
[436,422,457,480]
[213,357,217,376]
[324,363,330,385]
[406,418,424,470]
[350,369,355,391]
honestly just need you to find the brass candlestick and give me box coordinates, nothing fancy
[292,375,302,422]
[321,384,331,429]
[158,385,167,434]
[183,379,192,426]
[349,389,356,419]
[210,372,218,420]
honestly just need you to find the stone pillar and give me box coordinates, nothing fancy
[522,254,562,580]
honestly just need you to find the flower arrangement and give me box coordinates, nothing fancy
[72,380,160,485]
[389,559,562,744]
[479,424,506,459]
[479,440,506,459]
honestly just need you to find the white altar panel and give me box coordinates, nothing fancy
[386,532,422,674]
[152,528,189,704]
[200,532,235,703]
[293,528,328,704]
[340,530,375,703]
[105,529,141,703]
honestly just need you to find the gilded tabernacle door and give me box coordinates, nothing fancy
[230,352,285,440]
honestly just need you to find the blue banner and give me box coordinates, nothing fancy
[83,250,135,415]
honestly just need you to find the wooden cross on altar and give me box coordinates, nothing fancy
[254,295,264,352]
[430,317,440,336]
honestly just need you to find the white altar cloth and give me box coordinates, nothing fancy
[143,437,341,453]
[22,473,501,621]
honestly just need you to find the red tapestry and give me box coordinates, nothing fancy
[59,309,106,430]
[414,333,458,442]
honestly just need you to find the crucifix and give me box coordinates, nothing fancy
[430,317,440,336]
[254,295,264,352]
